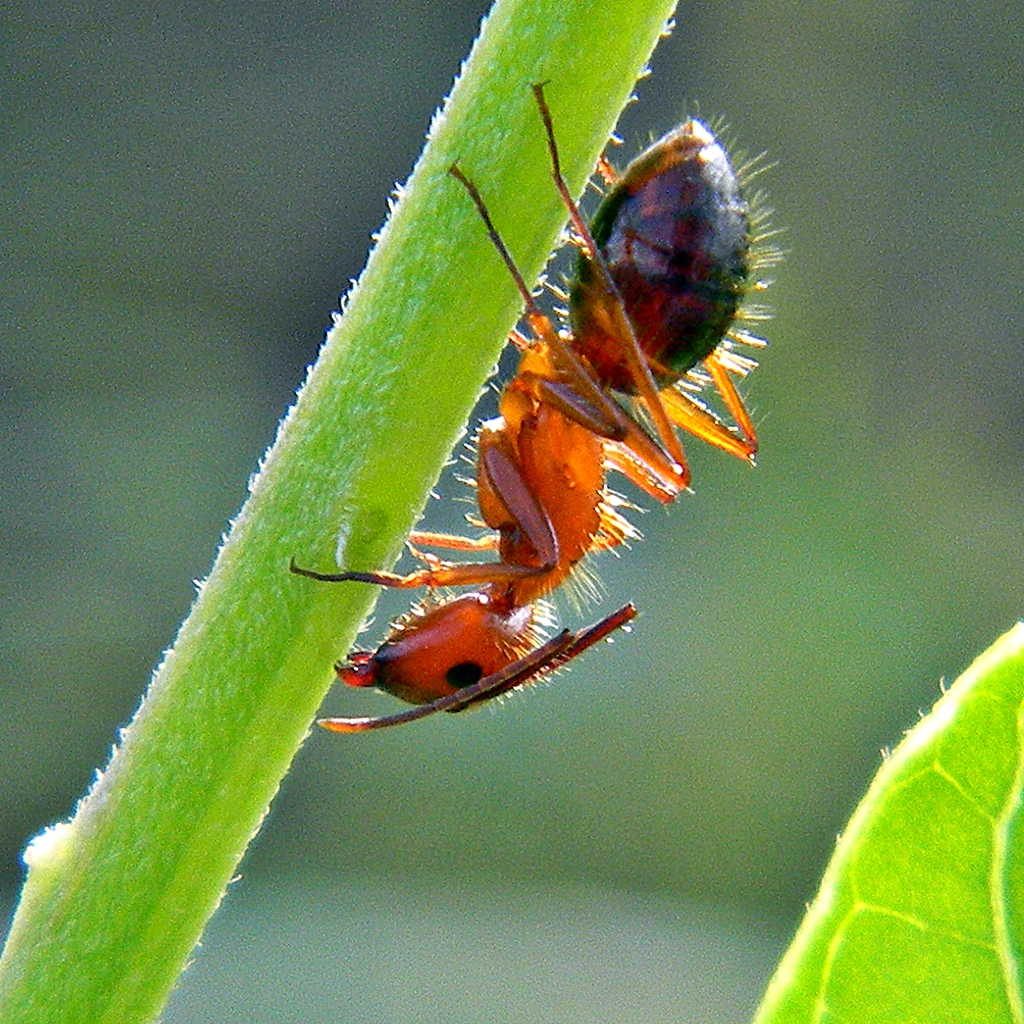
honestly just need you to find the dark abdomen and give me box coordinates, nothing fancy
[570,119,750,392]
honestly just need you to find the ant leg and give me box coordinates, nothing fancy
[595,153,618,187]
[703,352,758,454]
[448,159,621,444]
[408,530,500,552]
[290,433,562,592]
[530,83,688,476]
[450,163,540,315]
[292,548,546,589]
[529,372,690,498]
[318,603,636,731]
[658,386,756,463]
[449,154,688,498]
[476,432,559,571]
[290,556,539,591]
[602,440,687,503]
[450,157,641,460]
[406,532,498,575]
[449,159,620,435]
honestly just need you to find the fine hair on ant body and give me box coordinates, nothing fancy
[291,84,774,731]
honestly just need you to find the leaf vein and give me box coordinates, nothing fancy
[991,698,1024,1024]
[932,759,997,823]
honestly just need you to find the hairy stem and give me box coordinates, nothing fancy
[0,1,679,1021]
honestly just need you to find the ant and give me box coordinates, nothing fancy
[292,84,773,731]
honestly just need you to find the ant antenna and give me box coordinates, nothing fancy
[449,163,545,321]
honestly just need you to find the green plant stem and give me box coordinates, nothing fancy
[0,1,678,1021]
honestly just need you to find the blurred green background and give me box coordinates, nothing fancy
[3,1,1022,1021]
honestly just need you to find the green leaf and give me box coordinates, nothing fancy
[0,1,678,1022]
[753,623,1024,1024]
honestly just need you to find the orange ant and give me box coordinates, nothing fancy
[292,85,772,731]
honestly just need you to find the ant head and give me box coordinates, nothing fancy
[335,594,534,708]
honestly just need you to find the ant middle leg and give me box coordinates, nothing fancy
[290,426,565,594]
[407,530,500,552]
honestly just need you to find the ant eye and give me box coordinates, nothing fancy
[446,662,484,689]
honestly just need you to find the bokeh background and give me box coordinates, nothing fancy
[3,1,1022,1021]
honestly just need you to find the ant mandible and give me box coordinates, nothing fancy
[292,84,773,731]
